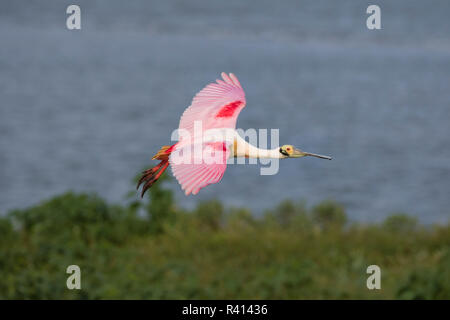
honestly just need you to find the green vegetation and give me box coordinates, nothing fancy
[0,174,449,299]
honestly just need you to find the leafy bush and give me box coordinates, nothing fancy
[194,199,224,231]
[383,214,418,234]
[311,200,347,231]
[0,175,449,299]
[396,250,450,299]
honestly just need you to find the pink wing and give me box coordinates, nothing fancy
[169,73,246,195]
[178,72,246,136]
[170,141,231,195]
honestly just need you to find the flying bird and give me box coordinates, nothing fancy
[137,72,331,197]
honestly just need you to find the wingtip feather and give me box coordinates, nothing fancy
[229,73,241,87]
[221,72,234,85]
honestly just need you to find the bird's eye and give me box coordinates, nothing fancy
[279,147,289,156]
[286,147,291,151]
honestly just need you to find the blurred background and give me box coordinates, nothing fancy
[0,0,449,299]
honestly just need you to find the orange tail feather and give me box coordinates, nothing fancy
[137,144,175,197]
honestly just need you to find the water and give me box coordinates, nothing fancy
[1,0,450,222]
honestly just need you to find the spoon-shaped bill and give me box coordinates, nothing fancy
[303,152,332,160]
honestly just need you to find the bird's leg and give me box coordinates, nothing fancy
[137,161,165,188]
[137,144,176,197]
[139,161,169,197]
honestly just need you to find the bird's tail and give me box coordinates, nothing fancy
[137,144,176,197]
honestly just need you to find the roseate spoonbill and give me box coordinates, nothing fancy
[137,73,331,196]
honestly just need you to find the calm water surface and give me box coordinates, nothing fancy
[1,1,449,222]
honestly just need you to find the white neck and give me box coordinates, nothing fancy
[249,147,282,158]
[234,135,282,159]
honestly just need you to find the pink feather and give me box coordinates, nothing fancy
[171,73,246,195]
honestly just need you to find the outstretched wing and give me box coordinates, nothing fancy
[170,141,231,195]
[170,73,245,195]
[178,72,246,136]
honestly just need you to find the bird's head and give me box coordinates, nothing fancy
[279,145,332,160]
